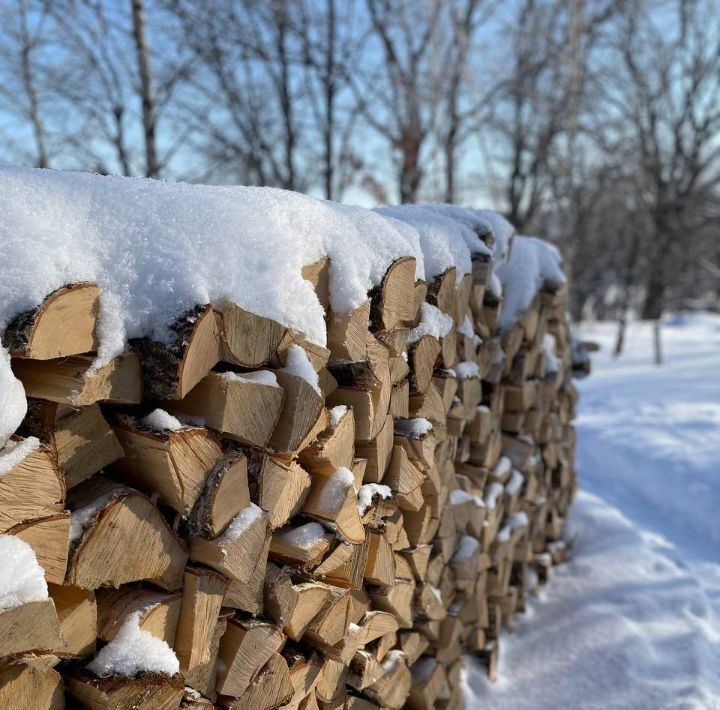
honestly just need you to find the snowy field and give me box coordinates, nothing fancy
[463,313,720,709]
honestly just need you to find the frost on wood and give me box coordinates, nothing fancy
[329,405,348,428]
[0,535,48,611]
[86,611,180,677]
[452,361,480,379]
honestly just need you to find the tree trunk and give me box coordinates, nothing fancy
[323,0,336,200]
[131,0,159,178]
[19,0,48,169]
[399,134,421,203]
[640,265,666,320]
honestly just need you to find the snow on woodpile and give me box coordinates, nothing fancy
[496,235,566,331]
[0,535,48,611]
[86,610,180,678]
[408,303,454,343]
[375,204,491,283]
[140,408,184,432]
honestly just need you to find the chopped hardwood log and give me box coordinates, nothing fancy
[4,282,100,359]
[220,651,294,709]
[8,513,70,584]
[368,579,415,628]
[300,405,355,475]
[313,540,369,589]
[327,302,371,363]
[13,352,142,406]
[216,617,285,698]
[0,661,64,710]
[254,454,311,530]
[133,305,221,400]
[66,672,185,710]
[303,586,352,648]
[427,268,457,317]
[354,414,393,484]
[389,380,410,418]
[20,400,123,488]
[190,503,270,583]
[371,257,417,330]
[96,587,182,645]
[0,598,63,656]
[223,530,272,614]
[383,446,425,512]
[302,468,365,544]
[48,582,97,656]
[270,522,334,569]
[169,371,284,447]
[217,303,287,368]
[363,532,395,587]
[407,335,441,394]
[0,439,64,533]
[302,257,331,312]
[365,651,411,709]
[189,451,250,537]
[113,417,223,514]
[67,481,187,591]
[263,564,333,640]
[185,613,229,699]
[269,371,326,453]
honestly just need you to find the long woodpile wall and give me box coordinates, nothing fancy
[0,228,579,708]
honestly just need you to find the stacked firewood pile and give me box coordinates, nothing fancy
[0,232,579,708]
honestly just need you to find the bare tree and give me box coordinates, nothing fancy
[360,0,443,203]
[0,0,55,167]
[610,0,720,320]
[296,0,367,200]
[131,0,159,177]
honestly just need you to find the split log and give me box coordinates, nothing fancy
[354,414,394,484]
[371,257,417,331]
[327,302,371,363]
[313,540,369,589]
[66,672,184,710]
[134,305,221,400]
[13,352,142,406]
[0,598,63,656]
[269,371,326,453]
[20,400,123,488]
[96,587,182,645]
[67,481,187,591]
[190,503,270,584]
[299,405,355,475]
[407,336,441,394]
[0,660,64,710]
[217,304,287,368]
[188,451,250,537]
[253,454,311,530]
[302,257,331,312]
[113,417,222,514]
[270,522,334,570]
[8,513,70,584]
[263,564,333,640]
[175,567,229,673]
[302,468,365,544]
[220,651,294,709]
[216,617,286,698]
[169,371,284,447]
[48,582,97,656]
[4,282,100,359]
[0,439,64,533]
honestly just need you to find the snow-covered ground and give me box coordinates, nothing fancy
[463,313,720,709]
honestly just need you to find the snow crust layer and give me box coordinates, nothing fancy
[87,611,180,677]
[0,535,48,611]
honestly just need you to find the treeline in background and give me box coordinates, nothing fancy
[1,0,718,326]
